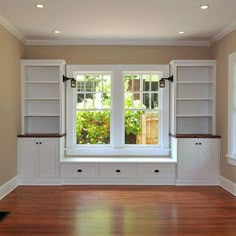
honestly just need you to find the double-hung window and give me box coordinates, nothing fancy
[227,52,236,165]
[66,65,170,156]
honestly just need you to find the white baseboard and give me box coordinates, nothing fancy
[0,176,18,200]
[219,176,236,196]
[18,178,61,186]
[176,179,219,186]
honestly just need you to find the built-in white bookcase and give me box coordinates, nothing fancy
[21,60,66,134]
[170,60,216,135]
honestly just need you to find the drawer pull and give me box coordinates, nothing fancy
[116,169,121,173]
[77,169,83,173]
[154,169,160,173]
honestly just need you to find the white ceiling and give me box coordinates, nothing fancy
[0,0,236,45]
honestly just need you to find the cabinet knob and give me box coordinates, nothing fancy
[116,169,121,173]
[36,142,38,144]
[39,142,42,144]
[196,143,198,145]
[199,143,202,145]
[77,169,82,173]
[154,169,160,173]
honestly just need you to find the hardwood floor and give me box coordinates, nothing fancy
[0,186,236,235]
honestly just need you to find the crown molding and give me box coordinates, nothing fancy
[210,21,236,45]
[25,38,210,46]
[0,15,26,44]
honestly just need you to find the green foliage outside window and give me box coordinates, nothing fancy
[76,75,146,144]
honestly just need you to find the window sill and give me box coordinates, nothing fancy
[226,154,236,166]
[65,147,170,157]
[61,157,177,164]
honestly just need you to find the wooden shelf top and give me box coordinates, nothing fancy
[17,133,66,138]
[170,134,221,138]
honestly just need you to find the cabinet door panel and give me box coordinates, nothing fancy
[177,139,197,179]
[39,138,59,178]
[19,139,39,178]
[198,139,218,179]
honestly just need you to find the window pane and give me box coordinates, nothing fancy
[143,93,150,109]
[85,93,94,109]
[133,93,141,108]
[124,76,133,92]
[125,111,159,145]
[77,93,85,109]
[76,111,110,144]
[103,75,111,92]
[125,110,159,144]
[125,93,133,108]
[103,93,111,108]
[125,110,143,144]
[151,93,158,109]
[151,81,159,91]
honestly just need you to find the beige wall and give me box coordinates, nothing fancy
[0,25,24,185]
[211,30,236,182]
[24,45,212,64]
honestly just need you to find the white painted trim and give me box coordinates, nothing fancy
[0,176,18,200]
[210,21,236,45]
[227,52,236,162]
[61,178,175,185]
[219,176,236,196]
[227,156,236,166]
[61,157,177,163]
[18,179,61,186]
[26,39,210,46]
[0,15,26,43]
[176,179,219,186]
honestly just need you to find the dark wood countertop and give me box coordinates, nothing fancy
[170,134,221,138]
[17,133,66,138]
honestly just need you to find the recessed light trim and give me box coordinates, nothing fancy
[179,31,185,34]
[53,30,60,34]
[36,4,44,8]
[200,5,209,10]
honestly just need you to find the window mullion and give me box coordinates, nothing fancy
[111,68,124,148]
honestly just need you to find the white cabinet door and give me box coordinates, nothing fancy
[39,138,59,178]
[177,139,197,179]
[198,139,219,180]
[18,138,39,178]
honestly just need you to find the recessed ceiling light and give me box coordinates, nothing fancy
[35,4,44,8]
[200,5,209,10]
[179,31,185,34]
[53,30,60,34]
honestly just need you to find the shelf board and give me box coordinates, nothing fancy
[176,81,213,84]
[24,114,60,117]
[176,115,212,117]
[176,98,213,101]
[24,98,60,100]
[24,81,60,84]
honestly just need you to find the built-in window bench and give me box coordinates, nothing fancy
[60,157,177,185]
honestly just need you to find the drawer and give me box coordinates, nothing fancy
[138,164,176,179]
[99,163,137,178]
[61,163,98,178]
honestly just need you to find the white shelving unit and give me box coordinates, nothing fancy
[170,60,220,185]
[18,60,66,185]
[21,60,65,135]
[170,60,216,135]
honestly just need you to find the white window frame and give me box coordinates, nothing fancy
[227,52,236,165]
[66,65,170,156]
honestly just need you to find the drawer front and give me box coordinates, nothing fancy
[61,164,98,178]
[138,164,176,179]
[99,163,137,178]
